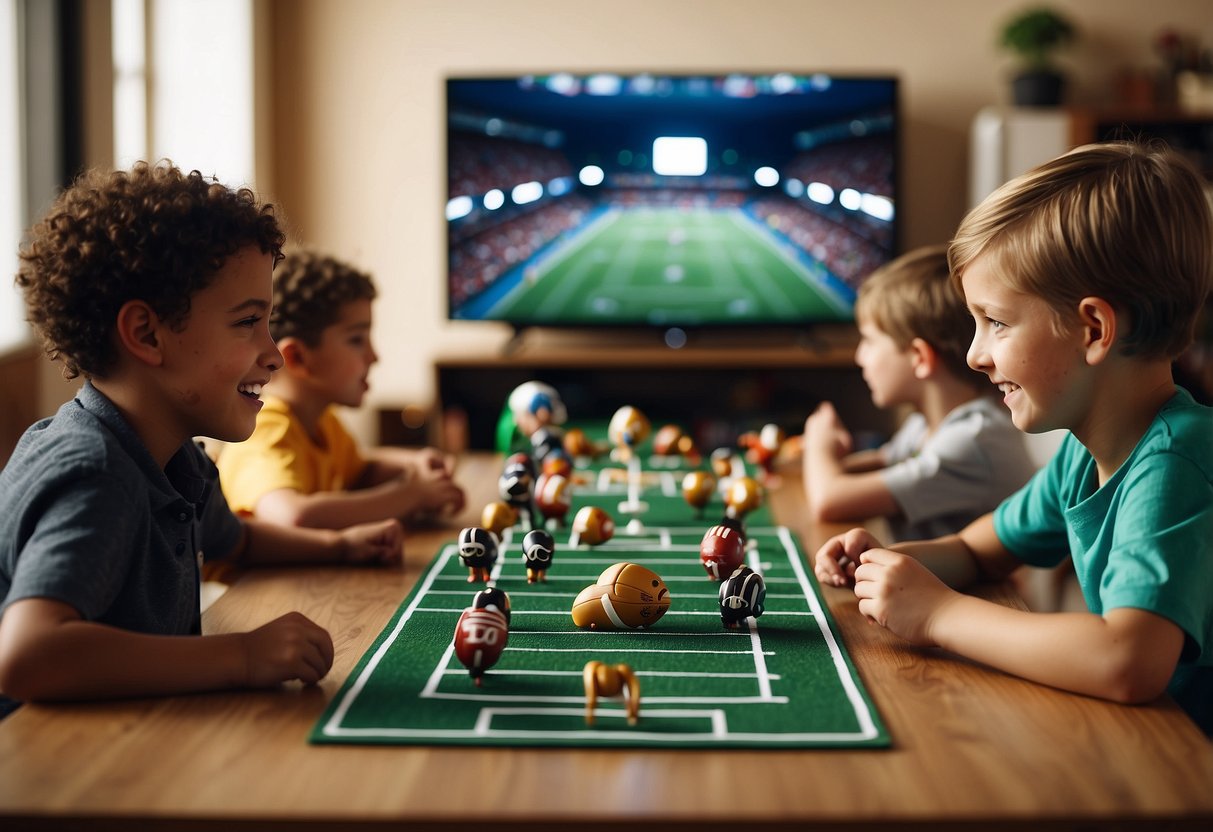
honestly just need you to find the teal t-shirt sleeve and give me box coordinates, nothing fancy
[1100,451,1213,661]
[993,437,1073,569]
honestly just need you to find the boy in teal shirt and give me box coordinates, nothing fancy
[814,142,1213,733]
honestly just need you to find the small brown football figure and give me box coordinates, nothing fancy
[540,450,573,479]
[583,661,641,726]
[725,475,763,520]
[681,470,716,518]
[739,423,785,484]
[457,526,497,583]
[608,405,651,463]
[534,472,572,527]
[569,505,615,548]
[572,562,670,630]
[454,605,509,685]
[522,528,556,583]
[563,427,606,459]
[718,565,766,629]
[699,523,746,581]
[651,424,684,457]
[710,447,734,480]
[481,501,519,538]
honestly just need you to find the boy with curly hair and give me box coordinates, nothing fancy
[0,162,404,714]
[814,142,1213,733]
[216,251,465,528]
[803,245,1035,541]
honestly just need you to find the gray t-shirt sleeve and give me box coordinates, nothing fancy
[882,400,1034,529]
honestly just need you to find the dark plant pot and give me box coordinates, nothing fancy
[1012,69,1065,107]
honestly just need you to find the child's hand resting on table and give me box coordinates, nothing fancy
[814,528,959,648]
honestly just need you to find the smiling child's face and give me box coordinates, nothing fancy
[158,245,283,444]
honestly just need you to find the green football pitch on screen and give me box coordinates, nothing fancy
[488,207,852,325]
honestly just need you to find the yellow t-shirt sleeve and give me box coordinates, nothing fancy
[217,401,369,516]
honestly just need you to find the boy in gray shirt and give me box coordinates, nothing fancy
[803,245,1035,541]
[0,162,404,714]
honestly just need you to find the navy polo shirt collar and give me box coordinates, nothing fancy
[74,382,207,512]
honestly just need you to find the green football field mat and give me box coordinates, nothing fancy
[310,521,890,749]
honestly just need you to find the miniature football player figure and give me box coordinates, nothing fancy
[522,528,556,583]
[454,604,509,685]
[471,585,511,624]
[530,426,565,468]
[718,565,766,629]
[699,523,746,581]
[651,424,684,458]
[738,423,785,485]
[498,458,537,531]
[497,380,567,455]
[608,405,651,525]
[608,405,651,464]
[457,526,498,583]
[681,470,716,518]
[583,661,641,726]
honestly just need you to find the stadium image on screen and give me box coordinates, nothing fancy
[446,73,898,329]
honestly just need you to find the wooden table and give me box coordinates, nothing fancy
[1,453,1210,831]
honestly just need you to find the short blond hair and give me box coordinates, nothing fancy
[856,244,978,384]
[949,141,1213,359]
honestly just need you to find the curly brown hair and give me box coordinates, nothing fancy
[15,160,286,379]
[270,251,377,346]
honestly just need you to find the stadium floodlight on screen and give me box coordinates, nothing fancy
[446,72,899,332]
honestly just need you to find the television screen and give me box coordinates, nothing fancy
[446,73,898,330]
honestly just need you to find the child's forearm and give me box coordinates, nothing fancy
[0,601,334,703]
[254,481,422,531]
[237,517,346,564]
[0,618,246,701]
[929,599,1182,704]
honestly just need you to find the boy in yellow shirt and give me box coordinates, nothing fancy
[218,252,465,528]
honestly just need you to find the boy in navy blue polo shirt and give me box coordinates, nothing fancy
[0,161,404,714]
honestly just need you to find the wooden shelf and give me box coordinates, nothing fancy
[432,327,892,451]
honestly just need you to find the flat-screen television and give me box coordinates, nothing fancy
[446,73,898,333]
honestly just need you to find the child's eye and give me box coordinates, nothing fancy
[236,315,262,328]
[986,317,1006,330]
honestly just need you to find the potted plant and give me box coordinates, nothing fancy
[999,7,1076,106]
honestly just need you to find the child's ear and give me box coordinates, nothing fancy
[114,300,165,367]
[1077,297,1117,365]
[277,336,308,371]
[908,337,937,379]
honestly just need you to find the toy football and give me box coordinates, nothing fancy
[652,424,684,456]
[725,475,763,519]
[699,523,746,581]
[718,565,766,629]
[480,501,519,538]
[572,562,670,630]
[569,505,615,547]
[681,470,716,516]
[453,606,509,684]
[534,472,572,527]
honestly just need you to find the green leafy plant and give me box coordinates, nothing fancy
[999,7,1076,69]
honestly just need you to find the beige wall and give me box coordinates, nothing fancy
[266,0,1212,430]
